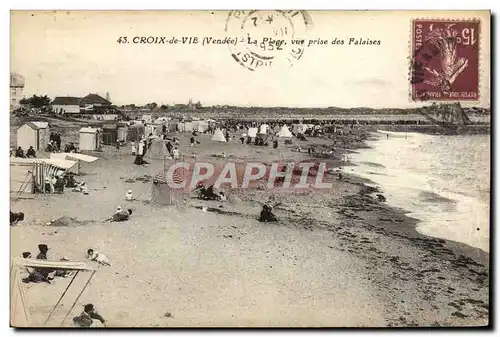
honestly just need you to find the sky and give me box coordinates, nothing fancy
[10,10,491,108]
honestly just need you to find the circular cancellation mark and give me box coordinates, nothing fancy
[225,10,313,71]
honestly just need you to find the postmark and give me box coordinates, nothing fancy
[410,19,480,101]
[225,10,313,71]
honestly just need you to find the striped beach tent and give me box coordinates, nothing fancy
[151,167,187,206]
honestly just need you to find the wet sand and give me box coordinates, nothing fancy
[10,124,489,327]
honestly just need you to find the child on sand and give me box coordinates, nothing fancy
[125,190,133,201]
[131,141,137,155]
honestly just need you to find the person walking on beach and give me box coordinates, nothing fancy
[386,134,389,140]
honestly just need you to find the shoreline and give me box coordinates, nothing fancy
[10,125,489,327]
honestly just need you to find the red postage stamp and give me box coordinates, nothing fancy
[410,19,480,101]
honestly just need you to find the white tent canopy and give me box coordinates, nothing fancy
[258,124,269,134]
[51,153,98,163]
[247,128,258,138]
[11,157,77,170]
[50,153,98,174]
[11,258,96,327]
[211,129,227,142]
[145,139,170,159]
[277,125,293,138]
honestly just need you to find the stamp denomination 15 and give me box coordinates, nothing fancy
[411,19,480,101]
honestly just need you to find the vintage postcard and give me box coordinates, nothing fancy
[10,10,491,328]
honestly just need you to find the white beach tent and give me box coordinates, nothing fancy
[10,157,77,195]
[11,257,96,327]
[278,125,293,138]
[293,123,308,134]
[259,124,269,134]
[145,139,170,159]
[211,129,227,142]
[247,128,258,138]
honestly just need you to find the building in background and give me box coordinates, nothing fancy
[52,93,112,115]
[10,73,25,108]
[52,97,81,114]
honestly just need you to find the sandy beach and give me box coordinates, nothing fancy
[10,119,489,327]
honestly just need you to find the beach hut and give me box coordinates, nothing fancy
[247,127,258,138]
[78,127,101,151]
[211,129,227,142]
[102,124,118,145]
[293,123,308,134]
[277,125,293,138]
[259,124,269,134]
[179,122,194,132]
[194,121,210,133]
[145,124,156,137]
[117,122,129,141]
[145,139,170,159]
[16,122,50,151]
[141,114,153,123]
[127,124,145,142]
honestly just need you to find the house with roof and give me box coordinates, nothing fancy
[80,93,112,112]
[52,93,112,115]
[16,121,50,151]
[52,97,81,114]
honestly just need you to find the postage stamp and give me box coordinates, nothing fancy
[225,10,313,71]
[410,19,480,101]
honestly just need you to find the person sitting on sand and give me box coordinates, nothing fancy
[10,211,24,226]
[258,204,278,222]
[22,269,52,284]
[15,146,25,158]
[23,244,55,284]
[26,146,36,158]
[54,175,65,194]
[134,155,149,166]
[107,208,133,222]
[73,304,107,328]
[87,249,112,266]
[65,173,78,188]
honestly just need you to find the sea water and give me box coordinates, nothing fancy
[344,131,490,252]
